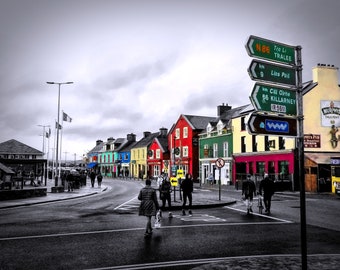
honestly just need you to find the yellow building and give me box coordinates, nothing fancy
[304,64,340,193]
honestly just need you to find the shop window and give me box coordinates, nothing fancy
[256,161,265,175]
[279,160,289,179]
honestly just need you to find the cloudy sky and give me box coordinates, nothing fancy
[1,0,340,160]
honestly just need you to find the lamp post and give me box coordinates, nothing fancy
[47,81,73,187]
[38,124,50,185]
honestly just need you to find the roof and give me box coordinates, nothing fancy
[305,152,340,164]
[133,132,160,148]
[0,139,43,155]
[155,137,169,153]
[88,141,105,154]
[182,115,217,130]
[0,162,15,174]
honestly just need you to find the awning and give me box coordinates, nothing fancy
[87,162,97,169]
[0,162,15,174]
[305,153,340,164]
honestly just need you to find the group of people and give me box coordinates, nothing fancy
[242,173,275,215]
[138,173,193,237]
[89,170,103,188]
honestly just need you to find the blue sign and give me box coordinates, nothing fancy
[264,119,289,133]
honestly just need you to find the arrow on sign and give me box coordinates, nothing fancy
[247,112,297,137]
[248,59,296,87]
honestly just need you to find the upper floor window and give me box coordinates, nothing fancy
[156,149,161,158]
[175,128,180,139]
[183,127,188,138]
[223,142,228,157]
[241,116,246,131]
[217,122,224,135]
[213,143,218,158]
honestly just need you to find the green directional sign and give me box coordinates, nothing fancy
[248,59,296,86]
[250,83,297,115]
[246,35,296,65]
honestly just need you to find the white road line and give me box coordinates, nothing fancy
[224,206,293,223]
[83,254,340,270]
[113,196,138,210]
[0,220,290,242]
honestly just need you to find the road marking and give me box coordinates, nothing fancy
[175,214,226,222]
[113,196,138,210]
[224,206,293,223]
[83,254,340,270]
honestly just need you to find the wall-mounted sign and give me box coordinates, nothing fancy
[304,134,321,148]
[321,100,340,127]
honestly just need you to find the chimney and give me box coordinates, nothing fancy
[107,137,115,143]
[143,131,151,138]
[217,103,232,116]
[127,133,136,142]
[159,127,168,137]
[96,140,103,146]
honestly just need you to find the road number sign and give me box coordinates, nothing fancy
[250,83,297,115]
[246,35,296,65]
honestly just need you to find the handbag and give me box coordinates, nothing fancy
[154,210,161,229]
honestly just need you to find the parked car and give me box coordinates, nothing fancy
[335,182,340,196]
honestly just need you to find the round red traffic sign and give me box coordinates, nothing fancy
[215,158,225,168]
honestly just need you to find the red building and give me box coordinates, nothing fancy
[169,114,216,181]
[147,128,170,178]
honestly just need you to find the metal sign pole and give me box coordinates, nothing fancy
[219,167,221,201]
[296,46,307,270]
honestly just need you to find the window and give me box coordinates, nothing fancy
[241,136,246,153]
[217,122,224,135]
[279,137,285,150]
[156,149,161,158]
[213,143,218,158]
[279,160,289,179]
[256,161,265,175]
[241,116,246,131]
[265,136,270,151]
[183,127,188,138]
[252,135,257,152]
[154,165,160,177]
[223,142,228,157]
[183,146,189,157]
[175,128,180,139]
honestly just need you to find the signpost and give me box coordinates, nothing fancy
[248,112,297,137]
[250,83,297,115]
[246,35,296,65]
[215,158,225,200]
[248,59,296,86]
[246,35,306,269]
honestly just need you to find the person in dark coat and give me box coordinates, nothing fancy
[181,173,193,216]
[242,174,256,214]
[90,170,96,188]
[259,173,275,214]
[138,179,159,237]
[97,172,103,188]
[66,172,74,192]
[159,176,172,217]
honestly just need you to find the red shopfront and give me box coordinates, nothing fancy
[232,150,296,191]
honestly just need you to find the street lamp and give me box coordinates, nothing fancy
[46,81,73,187]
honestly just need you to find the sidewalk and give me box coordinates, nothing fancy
[0,178,109,209]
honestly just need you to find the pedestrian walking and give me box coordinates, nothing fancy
[242,174,256,215]
[159,176,172,218]
[181,173,193,216]
[90,170,96,188]
[97,172,103,188]
[66,171,74,192]
[259,173,275,214]
[138,179,159,237]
